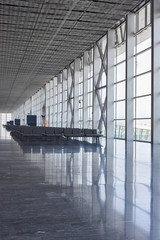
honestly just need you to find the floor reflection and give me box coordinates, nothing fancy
[13,137,160,240]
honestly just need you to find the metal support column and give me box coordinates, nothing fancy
[106,30,114,141]
[57,74,62,127]
[126,13,134,141]
[53,76,58,127]
[83,51,89,129]
[152,0,160,144]
[74,58,80,128]
[106,30,114,189]
[62,69,68,127]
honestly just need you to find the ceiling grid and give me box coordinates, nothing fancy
[0,0,142,112]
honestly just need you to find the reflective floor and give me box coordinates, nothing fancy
[0,129,160,239]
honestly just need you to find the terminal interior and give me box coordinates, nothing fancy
[0,1,160,239]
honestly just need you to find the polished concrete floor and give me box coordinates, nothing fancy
[0,129,160,239]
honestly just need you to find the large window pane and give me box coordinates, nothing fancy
[136,49,151,75]
[116,62,126,82]
[134,119,151,141]
[138,8,145,30]
[114,81,125,101]
[114,120,125,139]
[114,101,125,119]
[135,72,151,97]
[114,23,126,140]
[134,5,151,143]
[117,44,125,63]
[135,96,151,118]
[137,27,151,53]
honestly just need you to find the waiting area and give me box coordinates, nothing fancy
[4,125,102,143]
[0,0,160,239]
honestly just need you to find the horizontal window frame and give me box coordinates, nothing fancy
[134,70,151,78]
[95,85,107,91]
[133,117,151,120]
[114,79,126,85]
[133,93,151,99]
[114,59,126,67]
[134,46,151,57]
[114,118,126,121]
[114,99,126,103]
[134,23,151,36]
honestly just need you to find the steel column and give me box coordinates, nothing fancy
[74,58,80,128]
[126,13,134,141]
[152,0,160,144]
[106,30,114,140]
[83,51,89,129]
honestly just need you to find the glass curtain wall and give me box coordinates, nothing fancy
[12,1,152,142]
[114,22,126,139]
[134,3,151,141]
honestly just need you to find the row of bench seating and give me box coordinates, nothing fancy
[4,125,102,143]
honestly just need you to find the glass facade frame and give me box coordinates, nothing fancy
[12,2,153,143]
